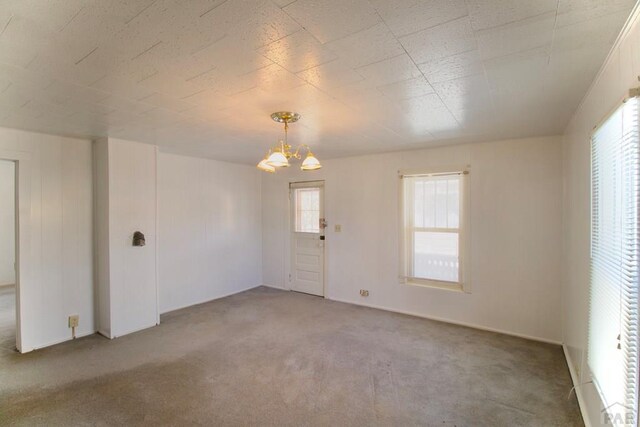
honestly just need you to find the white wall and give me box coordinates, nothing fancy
[95,138,158,338]
[0,127,93,352]
[562,5,640,425]
[262,136,563,343]
[0,160,15,286]
[158,153,262,314]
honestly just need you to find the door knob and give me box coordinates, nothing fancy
[319,218,328,229]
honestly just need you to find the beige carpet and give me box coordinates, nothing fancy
[0,286,582,426]
[0,285,15,354]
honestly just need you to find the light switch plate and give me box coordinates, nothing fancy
[335,224,342,232]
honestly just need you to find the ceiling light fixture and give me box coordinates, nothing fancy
[257,112,322,172]
[257,152,276,173]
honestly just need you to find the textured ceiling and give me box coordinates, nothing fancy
[0,0,635,163]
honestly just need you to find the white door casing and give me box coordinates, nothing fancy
[0,149,31,353]
[290,181,325,297]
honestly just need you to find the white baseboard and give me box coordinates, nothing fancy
[24,284,264,351]
[160,283,263,315]
[326,296,562,345]
[110,323,162,339]
[563,344,591,427]
[261,287,561,345]
[261,283,287,290]
[25,330,97,353]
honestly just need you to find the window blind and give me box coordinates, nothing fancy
[589,95,640,423]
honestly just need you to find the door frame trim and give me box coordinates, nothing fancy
[287,180,326,297]
[0,150,32,353]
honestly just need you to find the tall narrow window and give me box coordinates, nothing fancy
[401,171,468,290]
[590,95,639,424]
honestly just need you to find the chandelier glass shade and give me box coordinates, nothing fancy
[257,112,322,172]
[301,151,321,170]
[266,145,290,167]
[257,156,275,173]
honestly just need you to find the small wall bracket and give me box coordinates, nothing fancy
[133,231,146,247]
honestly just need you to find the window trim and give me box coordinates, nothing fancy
[398,167,471,293]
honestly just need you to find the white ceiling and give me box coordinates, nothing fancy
[0,0,634,163]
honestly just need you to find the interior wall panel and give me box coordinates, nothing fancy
[0,127,93,352]
[95,137,158,338]
[157,152,262,314]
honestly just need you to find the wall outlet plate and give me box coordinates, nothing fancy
[360,289,369,297]
[68,315,79,328]
[335,224,342,232]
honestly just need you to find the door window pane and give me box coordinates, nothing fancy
[295,188,320,233]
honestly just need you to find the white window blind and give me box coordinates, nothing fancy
[589,95,639,424]
[401,172,467,288]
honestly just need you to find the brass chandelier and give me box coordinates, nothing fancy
[257,111,322,173]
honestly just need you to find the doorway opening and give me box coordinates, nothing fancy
[289,181,325,297]
[0,159,15,352]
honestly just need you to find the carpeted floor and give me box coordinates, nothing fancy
[0,286,582,426]
[0,285,15,354]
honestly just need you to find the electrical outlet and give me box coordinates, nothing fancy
[360,289,369,297]
[335,224,342,232]
[68,315,79,328]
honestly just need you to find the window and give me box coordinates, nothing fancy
[400,170,468,290]
[589,95,639,424]
[293,187,320,233]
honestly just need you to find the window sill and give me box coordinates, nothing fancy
[403,279,466,293]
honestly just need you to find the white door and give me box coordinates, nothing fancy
[290,181,325,297]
